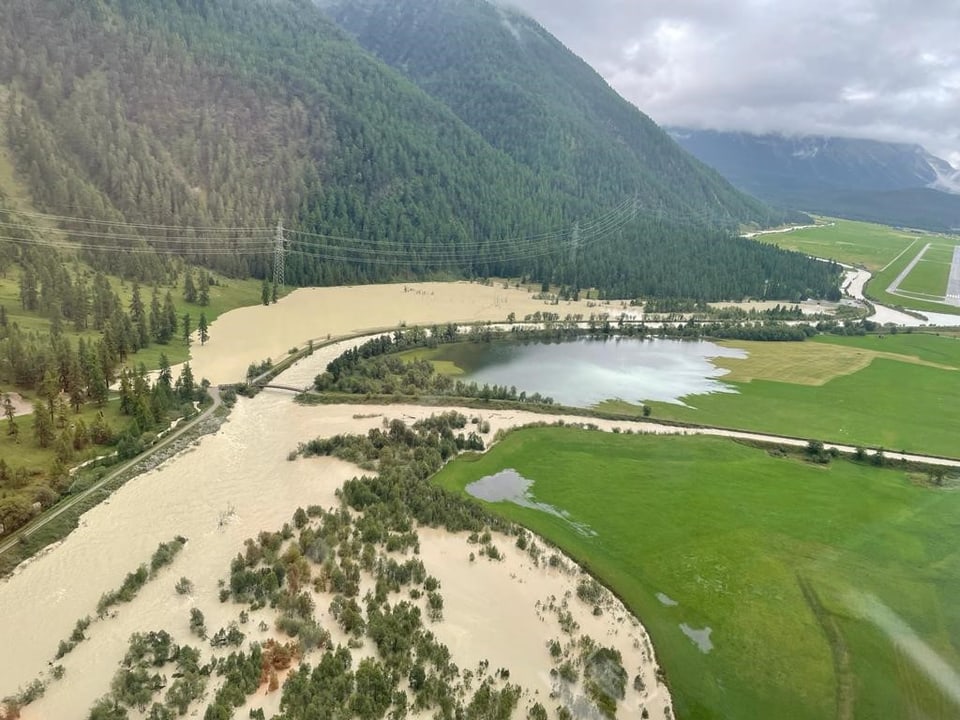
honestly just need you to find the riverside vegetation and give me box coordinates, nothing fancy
[3,413,665,720]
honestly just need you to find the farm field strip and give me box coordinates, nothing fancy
[609,333,960,458]
[758,218,960,315]
[711,338,957,385]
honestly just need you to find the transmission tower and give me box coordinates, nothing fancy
[273,220,285,289]
[568,220,580,287]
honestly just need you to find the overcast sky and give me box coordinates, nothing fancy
[504,0,960,165]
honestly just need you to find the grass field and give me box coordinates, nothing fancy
[810,332,960,365]
[0,264,275,373]
[920,246,957,265]
[394,347,467,376]
[759,220,920,271]
[434,428,960,720]
[757,219,960,315]
[895,245,954,298]
[598,333,960,458]
[708,338,954,385]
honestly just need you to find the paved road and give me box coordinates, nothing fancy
[0,387,222,560]
[886,242,930,295]
[946,246,960,307]
[688,425,960,468]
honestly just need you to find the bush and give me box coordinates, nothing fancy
[190,608,207,638]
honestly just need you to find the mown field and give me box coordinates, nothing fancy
[758,219,960,315]
[759,219,918,271]
[434,428,960,720]
[602,333,960,458]
[895,244,955,298]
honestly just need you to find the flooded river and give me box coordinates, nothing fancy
[0,340,677,719]
[0,382,364,716]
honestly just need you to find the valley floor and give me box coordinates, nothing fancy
[0,353,675,720]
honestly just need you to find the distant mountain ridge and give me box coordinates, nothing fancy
[669,129,960,230]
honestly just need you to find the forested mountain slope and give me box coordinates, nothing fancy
[0,0,837,300]
[324,0,792,227]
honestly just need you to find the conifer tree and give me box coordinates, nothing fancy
[32,399,54,448]
[183,270,197,304]
[198,313,209,346]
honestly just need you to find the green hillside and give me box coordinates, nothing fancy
[326,0,792,226]
[0,0,838,300]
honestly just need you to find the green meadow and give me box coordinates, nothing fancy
[758,219,960,315]
[0,263,275,371]
[604,333,960,458]
[895,245,954,298]
[758,219,920,271]
[434,428,960,720]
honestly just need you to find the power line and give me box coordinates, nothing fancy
[0,207,266,232]
[0,195,749,270]
[273,220,285,289]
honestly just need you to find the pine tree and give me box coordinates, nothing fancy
[32,399,54,448]
[183,270,197,304]
[39,368,59,422]
[119,368,134,415]
[19,266,39,311]
[177,363,196,401]
[198,271,210,306]
[198,312,209,346]
[129,282,149,350]
[149,286,163,343]
[89,364,109,407]
[182,312,191,342]
[3,394,17,436]
[162,291,177,344]
[261,278,270,306]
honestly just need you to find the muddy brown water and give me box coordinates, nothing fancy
[1,342,675,719]
[0,378,365,717]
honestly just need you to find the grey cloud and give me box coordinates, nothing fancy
[503,0,960,163]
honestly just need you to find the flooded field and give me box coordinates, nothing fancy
[0,386,361,716]
[0,342,674,719]
[465,469,596,536]
[430,337,747,406]
[188,281,627,384]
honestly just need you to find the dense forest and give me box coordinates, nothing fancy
[325,0,795,226]
[0,0,839,299]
